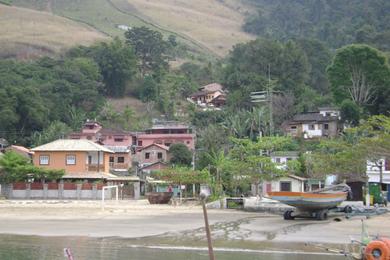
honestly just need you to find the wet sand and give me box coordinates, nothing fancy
[0,200,389,247]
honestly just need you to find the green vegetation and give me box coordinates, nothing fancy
[327,44,390,115]
[169,143,193,167]
[155,166,209,185]
[0,0,12,5]
[0,56,105,145]
[243,0,390,51]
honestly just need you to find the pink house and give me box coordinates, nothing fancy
[69,121,135,171]
[69,121,136,147]
[136,121,195,151]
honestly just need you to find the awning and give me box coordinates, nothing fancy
[62,172,118,179]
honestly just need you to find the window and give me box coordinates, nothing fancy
[286,158,292,161]
[117,157,125,163]
[324,123,329,130]
[275,158,281,163]
[165,143,171,147]
[186,141,190,144]
[145,152,150,159]
[326,112,331,116]
[39,155,49,165]
[66,155,76,165]
[109,157,114,163]
[309,124,315,130]
[138,140,143,146]
[280,182,292,192]
[291,126,297,130]
[157,152,163,159]
[114,138,123,142]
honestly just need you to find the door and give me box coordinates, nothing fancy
[121,183,134,199]
[266,183,272,193]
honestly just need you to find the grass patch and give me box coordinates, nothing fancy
[120,0,254,56]
[0,0,12,5]
[0,5,107,58]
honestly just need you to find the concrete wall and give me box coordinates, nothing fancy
[1,183,114,200]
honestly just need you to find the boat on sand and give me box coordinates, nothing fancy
[268,184,351,220]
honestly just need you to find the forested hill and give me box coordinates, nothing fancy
[243,0,390,51]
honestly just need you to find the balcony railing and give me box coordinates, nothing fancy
[86,164,105,172]
[109,162,129,169]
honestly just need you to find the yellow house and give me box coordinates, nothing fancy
[31,139,115,179]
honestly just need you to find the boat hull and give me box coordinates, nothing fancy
[146,192,173,204]
[268,191,348,211]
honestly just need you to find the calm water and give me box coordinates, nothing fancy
[0,235,346,260]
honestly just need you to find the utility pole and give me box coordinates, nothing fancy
[250,64,277,137]
[268,64,274,136]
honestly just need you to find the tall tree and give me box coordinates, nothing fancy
[93,38,136,97]
[327,44,390,113]
[169,143,193,167]
[125,26,169,76]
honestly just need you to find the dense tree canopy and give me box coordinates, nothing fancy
[169,143,193,167]
[0,57,104,144]
[327,44,390,114]
[243,0,390,51]
[93,38,137,97]
[125,26,169,76]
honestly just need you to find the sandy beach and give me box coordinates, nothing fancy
[0,199,389,248]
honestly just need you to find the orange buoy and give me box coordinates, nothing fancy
[381,238,390,249]
[364,240,390,260]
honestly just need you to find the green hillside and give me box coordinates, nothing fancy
[242,0,390,51]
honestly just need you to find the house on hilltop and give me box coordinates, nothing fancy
[283,107,342,138]
[189,83,227,109]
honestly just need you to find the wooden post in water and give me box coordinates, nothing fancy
[200,192,215,260]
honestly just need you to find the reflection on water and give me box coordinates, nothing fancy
[0,235,345,260]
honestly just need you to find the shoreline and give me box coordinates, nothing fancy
[0,200,389,247]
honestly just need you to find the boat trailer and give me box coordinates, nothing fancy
[284,205,388,221]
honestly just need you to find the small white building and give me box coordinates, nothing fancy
[261,175,306,196]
